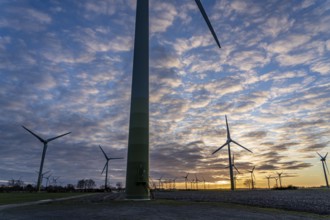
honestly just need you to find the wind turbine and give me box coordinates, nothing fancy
[317,152,329,188]
[42,172,52,188]
[247,166,256,190]
[212,116,253,191]
[156,176,163,190]
[125,0,221,200]
[195,174,200,190]
[184,173,189,190]
[276,171,283,188]
[274,177,279,188]
[172,177,177,190]
[99,145,123,191]
[266,175,272,189]
[52,176,60,186]
[22,125,71,191]
[202,176,206,190]
[226,153,240,189]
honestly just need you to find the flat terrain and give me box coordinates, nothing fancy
[0,189,329,220]
[0,192,86,205]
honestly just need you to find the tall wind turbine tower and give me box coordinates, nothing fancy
[126,0,221,199]
[22,125,70,191]
[317,152,329,188]
[277,171,283,188]
[184,173,189,190]
[248,166,256,190]
[99,145,123,191]
[212,115,253,191]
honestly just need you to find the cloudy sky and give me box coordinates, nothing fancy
[0,0,329,189]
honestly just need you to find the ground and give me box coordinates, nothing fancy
[0,189,329,220]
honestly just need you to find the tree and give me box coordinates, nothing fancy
[85,179,95,190]
[116,182,123,191]
[77,179,86,190]
[244,179,251,189]
[77,179,95,191]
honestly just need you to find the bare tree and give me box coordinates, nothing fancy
[244,179,251,189]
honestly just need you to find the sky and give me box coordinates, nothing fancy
[0,0,329,189]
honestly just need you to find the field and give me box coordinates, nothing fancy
[0,192,86,205]
[0,189,329,219]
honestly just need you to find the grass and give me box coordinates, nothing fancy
[0,192,88,205]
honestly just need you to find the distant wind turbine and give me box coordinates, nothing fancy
[125,0,221,200]
[22,125,71,191]
[157,176,163,190]
[248,166,256,190]
[202,176,206,190]
[274,177,279,188]
[99,145,123,191]
[317,152,329,188]
[266,175,272,189]
[184,173,189,190]
[276,171,283,188]
[212,115,253,191]
[195,174,200,190]
[172,177,177,190]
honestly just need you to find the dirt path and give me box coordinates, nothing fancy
[0,193,327,220]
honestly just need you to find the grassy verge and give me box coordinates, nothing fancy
[0,192,87,205]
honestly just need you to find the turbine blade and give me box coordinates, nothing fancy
[101,162,107,174]
[22,126,45,143]
[99,145,109,160]
[232,153,235,164]
[234,165,240,174]
[325,161,329,174]
[252,166,255,172]
[194,0,221,48]
[225,115,230,140]
[109,157,124,160]
[317,152,322,158]
[232,140,253,153]
[325,153,328,159]
[212,142,228,155]
[47,132,71,142]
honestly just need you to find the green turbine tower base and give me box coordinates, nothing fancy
[125,0,150,200]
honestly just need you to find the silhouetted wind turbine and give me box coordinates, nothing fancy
[195,174,200,190]
[157,176,163,190]
[99,145,123,191]
[276,171,283,188]
[22,125,70,191]
[274,177,279,188]
[317,152,329,188]
[225,153,240,189]
[266,175,272,189]
[125,0,221,199]
[202,176,206,190]
[248,166,256,189]
[173,177,177,190]
[184,173,189,190]
[212,115,253,191]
